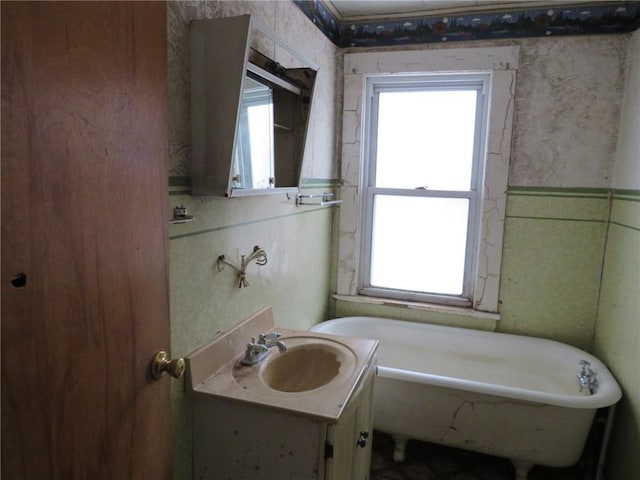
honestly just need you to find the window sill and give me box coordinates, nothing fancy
[332,294,501,321]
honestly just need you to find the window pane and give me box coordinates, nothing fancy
[375,89,477,190]
[370,195,469,295]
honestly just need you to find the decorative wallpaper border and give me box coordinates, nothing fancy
[294,1,640,47]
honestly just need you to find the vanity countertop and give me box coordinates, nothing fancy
[185,306,378,423]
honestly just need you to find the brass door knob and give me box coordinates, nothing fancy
[151,350,185,380]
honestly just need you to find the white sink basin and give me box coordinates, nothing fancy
[260,343,342,392]
[232,335,358,394]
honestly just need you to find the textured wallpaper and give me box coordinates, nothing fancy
[510,35,628,188]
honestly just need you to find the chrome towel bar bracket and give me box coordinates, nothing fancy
[295,192,342,207]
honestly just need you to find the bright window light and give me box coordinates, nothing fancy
[370,195,469,295]
[375,90,477,191]
[247,103,273,188]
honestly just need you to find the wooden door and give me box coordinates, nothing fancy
[1,2,172,478]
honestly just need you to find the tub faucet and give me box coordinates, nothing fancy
[577,360,598,395]
[241,332,287,366]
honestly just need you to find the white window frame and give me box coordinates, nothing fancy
[336,47,519,314]
[360,74,490,307]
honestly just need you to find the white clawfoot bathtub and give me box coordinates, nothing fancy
[310,316,621,480]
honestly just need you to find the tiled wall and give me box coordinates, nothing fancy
[594,28,640,480]
[498,188,609,350]
[594,194,639,480]
[165,2,339,477]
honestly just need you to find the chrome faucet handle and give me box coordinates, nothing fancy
[577,359,598,394]
[578,360,595,376]
[245,338,267,354]
[258,332,282,345]
[241,333,285,366]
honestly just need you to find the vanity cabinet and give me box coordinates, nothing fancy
[189,15,317,197]
[191,359,376,480]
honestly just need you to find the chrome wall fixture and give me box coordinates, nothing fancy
[169,204,195,224]
[217,245,268,288]
[295,192,342,206]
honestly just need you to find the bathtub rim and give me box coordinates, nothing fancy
[310,316,622,410]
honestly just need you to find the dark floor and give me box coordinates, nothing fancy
[370,432,597,480]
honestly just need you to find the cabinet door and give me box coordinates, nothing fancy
[325,365,375,480]
[351,367,375,479]
[325,402,357,480]
[193,396,325,480]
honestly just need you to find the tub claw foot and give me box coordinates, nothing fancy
[510,459,534,480]
[391,435,409,462]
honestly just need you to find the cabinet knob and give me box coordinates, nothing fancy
[356,430,369,448]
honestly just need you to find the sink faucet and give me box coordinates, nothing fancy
[577,360,598,395]
[241,332,287,366]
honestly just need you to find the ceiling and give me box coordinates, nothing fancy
[325,0,611,21]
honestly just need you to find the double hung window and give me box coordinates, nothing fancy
[360,74,490,307]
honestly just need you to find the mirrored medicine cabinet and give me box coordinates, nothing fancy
[190,15,317,197]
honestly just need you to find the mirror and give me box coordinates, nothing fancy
[232,73,275,190]
[189,15,317,197]
[229,57,314,196]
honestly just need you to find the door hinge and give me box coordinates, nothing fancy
[324,442,334,459]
